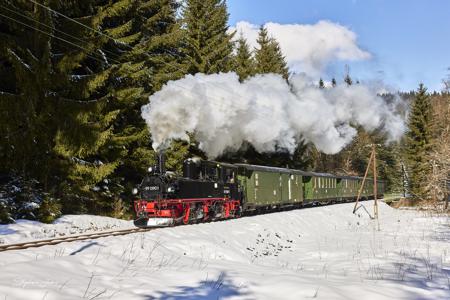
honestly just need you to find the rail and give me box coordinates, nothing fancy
[0,227,157,252]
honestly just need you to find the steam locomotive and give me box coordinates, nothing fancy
[133,154,385,227]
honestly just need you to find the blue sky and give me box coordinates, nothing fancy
[227,0,450,92]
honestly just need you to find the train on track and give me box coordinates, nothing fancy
[133,155,385,227]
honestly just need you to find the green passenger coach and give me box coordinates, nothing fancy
[236,163,384,211]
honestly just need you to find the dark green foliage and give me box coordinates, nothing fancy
[182,0,234,74]
[37,196,61,223]
[234,35,255,81]
[331,78,337,87]
[88,0,188,210]
[0,0,121,216]
[254,26,289,80]
[405,84,433,199]
[344,73,353,86]
[0,0,60,184]
[0,204,11,224]
[318,78,325,89]
[0,175,45,223]
[178,0,234,160]
[0,0,189,218]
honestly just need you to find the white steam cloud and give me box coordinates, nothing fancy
[232,21,371,76]
[141,73,405,158]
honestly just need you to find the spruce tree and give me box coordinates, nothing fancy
[96,1,185,168]
[182,0,234,74]
[319,78,325,89]
[344,73,353,86]
[405,83,433,199]
[46,0,124,213]
[251,27,297,166]
[254,26,289,80]
[0,0,119,214]
[331,78,337,87]
[69,0,191,210]
[0,0,56,182]
[234,35,255,81]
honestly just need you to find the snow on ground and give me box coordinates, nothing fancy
[0,215,133,244]
[0,201,449,300]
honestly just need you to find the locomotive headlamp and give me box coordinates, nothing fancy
[132,188,138,195]
[167,186,175,192]
[147,166,153,173]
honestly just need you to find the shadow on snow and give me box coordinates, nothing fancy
[145,271,250,300]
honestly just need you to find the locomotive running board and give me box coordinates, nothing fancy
[134,217,174,228]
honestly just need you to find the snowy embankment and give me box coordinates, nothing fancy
[0,215,133,245]
[0,201,449,300]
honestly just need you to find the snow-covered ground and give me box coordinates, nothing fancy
[0,215,133,245]
[0,201,449,300]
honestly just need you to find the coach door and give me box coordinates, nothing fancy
[279,173,290,204]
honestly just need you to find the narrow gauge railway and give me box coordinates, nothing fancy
[133,155,385,227]
[0,227,155,252]
[1,156,383,252]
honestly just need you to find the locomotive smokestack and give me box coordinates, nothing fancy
[158,151,166,174]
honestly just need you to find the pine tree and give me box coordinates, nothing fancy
[233,35,255,81]
[254,26,289,80]
[318,78,325,89]
[182,0,234,74]
[405,83,433,199]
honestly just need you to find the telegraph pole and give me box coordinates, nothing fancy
[373,144,378,219]
[353,144,379,221]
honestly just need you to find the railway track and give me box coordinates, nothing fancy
[0,199,377,253]
[0,227,157,252]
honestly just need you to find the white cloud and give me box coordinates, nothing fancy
[231,21,371,76]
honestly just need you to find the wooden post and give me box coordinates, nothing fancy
[373,144,378,219]
[353,148,374,214]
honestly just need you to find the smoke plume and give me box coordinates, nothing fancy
[141,73,405,158]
